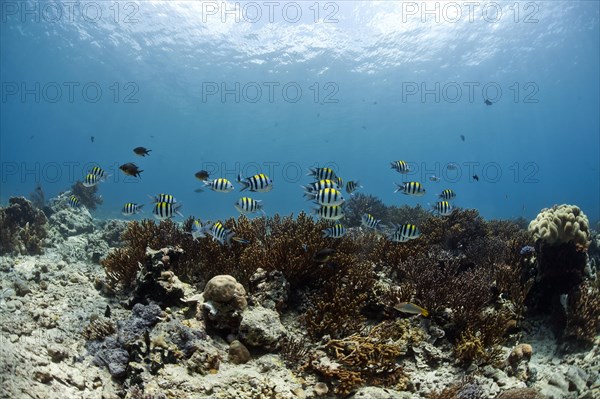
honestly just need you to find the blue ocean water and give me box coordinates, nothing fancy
[1,1,598,224]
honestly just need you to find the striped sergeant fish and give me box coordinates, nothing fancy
[431,201,454,216]
[394,181,426,196]
[322,224,347,238]
[305,188,345,206]
[391,160,410,174]
[314,205,345,221]
[238,173,273,192]
[307,167,337,181]
[361,213,385,230]
[438,189,456,200]
[235,197,264,215]
[153,202,183,220]
[188,219,206,241]
[83,173,106,187]
[68,195,81,208]
[122,203,143,215]
[207,221,235,246]
[336,176,343,187]
[89,166,108,178]
[149,194,177,203]
[387,224,420,242]
[345,180,362,195]
[204,178,234,193]
[302,179,340,192]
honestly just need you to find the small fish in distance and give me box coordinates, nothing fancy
[195,170,210,181]
[429,175,441,182]
[394,302,429,317]
[473,174,479,181]
[91,136,94,142]
[119,163,143,177]
[133,146,151,156]
[460,134,465,142]
[484,99,492,105]
[68,195,81,208]
[313,248,336,263]
[122,203,143,216]
[394,181,426,196]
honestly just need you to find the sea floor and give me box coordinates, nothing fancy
[1,227,599,399]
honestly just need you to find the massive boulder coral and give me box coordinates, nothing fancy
[0,197,48,255]
[528,204,590,248]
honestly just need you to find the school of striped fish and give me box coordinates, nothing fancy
[66,148,460,246]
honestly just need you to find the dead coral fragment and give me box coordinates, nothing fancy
[82,317,116,341]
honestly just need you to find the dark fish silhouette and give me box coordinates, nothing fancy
[119,163,143,177]
[104,305,111,318]
[313,248,336,263]
[195,170,210,181]
[460,134,465,142]
[484,99,492,106]
[90,136,95,142]
[473,174,479,181]
[133,146,151,156]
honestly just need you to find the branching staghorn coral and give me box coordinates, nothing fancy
[306,321,410,395]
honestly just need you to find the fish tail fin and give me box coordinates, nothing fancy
[393,183,403,193]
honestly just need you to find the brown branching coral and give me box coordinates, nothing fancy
[71,180,103,210]
[563,278,600,342]
[307,321,409,396]
[0,197,48,255]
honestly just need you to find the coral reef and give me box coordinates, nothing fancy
[344,193,430,228]
[0,197,48,255]
[526,205,598,342]
[70,180,103,210]
[528,204,590,249]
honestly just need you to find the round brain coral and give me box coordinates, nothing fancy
[528,204,590,248]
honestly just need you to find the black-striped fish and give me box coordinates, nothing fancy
[387,224,420,242]
[302,179,340,192]
[153,202,183,220]
[207,221,235,246]
[336,176,343,187]
[68,195,81,208]
[314,205,345,221]
[431,201,454,216]
[391,160,410,174]
[322,224,347,238]
[305,188,345,206]
[394,181,426,196]
[83,173,105,187]
[149,193,177,204]
[237,173,273,192]
[307,167,337,181]
[235,197,264,215]
[438,189,456,200]
[89,166,108,178]
[122,203,143,215]
[204,178,234,193]
[345,180,362,195]
[361,213,385,230]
